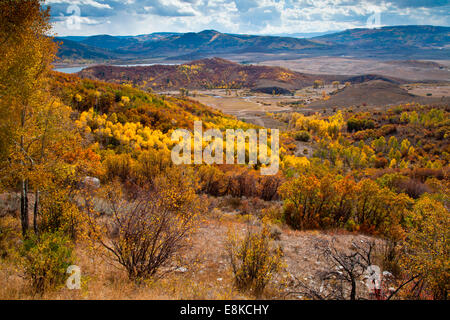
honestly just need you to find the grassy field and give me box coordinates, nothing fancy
[403,83,450,98]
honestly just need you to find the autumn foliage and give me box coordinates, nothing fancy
[0,1,448,300]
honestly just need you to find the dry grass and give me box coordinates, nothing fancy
[0,215,250,300]
[0,207,379,300]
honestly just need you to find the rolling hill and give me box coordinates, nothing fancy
[55,37,117,61]
[78,35,139,50]
[74,33,180,50]
[313,25,450,59]
[77,57,350,91]
[314,25,449,50]
[308,80,449,108]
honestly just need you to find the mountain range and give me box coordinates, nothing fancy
[56,25,450,62]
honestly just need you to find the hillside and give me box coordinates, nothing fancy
[74,33,180,50]
[314,25,450,58]
[4,70,450,300]
[308,80,449,108]
[2,0,450,304]
[77,57,347,91]
[55,37,117,61]
[315,25,450,49]
[49,71,247,134]
[78,35,139,50]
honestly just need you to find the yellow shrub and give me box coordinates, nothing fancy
[226,226,283,297]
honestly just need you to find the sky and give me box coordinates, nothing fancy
[45,0,450,36]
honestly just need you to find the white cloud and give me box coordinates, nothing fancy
[46,0,112,9]
[45,0,450,36]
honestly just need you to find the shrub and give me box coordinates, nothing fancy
[279,174,411,236]
[434,128,447,140]
[353,129,376,140]
[198,165,224,196]
[401,196,449,299]
[103,153,134,182]
[240,199,251,215]
[374,157,388,169]
[82,172,202,281]
[39,188,81,238]
[259,174,282,201]
[294,130,311,142]
[395,178,432,199]
[269,224,282,241]
[376,239,403,278]
[132,148,172,185]
[347,117,375,132]
[0,193,20,217]
[378,124,397,136]
[376,173,431,199]
[279,174,337,230]
[226,226,283,297]
[0,216,19,259]
[261,204,284,226]
[20,231,73,294]
[354,179,412,237]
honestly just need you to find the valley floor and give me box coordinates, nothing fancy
[257,58,450,82]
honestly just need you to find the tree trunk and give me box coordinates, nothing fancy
[350,277,356,300]
[33,189,39,234]
[20,178,29,236]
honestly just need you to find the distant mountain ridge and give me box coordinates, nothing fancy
[57,30,327,59]
[56,25,450,62]
[315,25,450,50]
[55,37,115,60]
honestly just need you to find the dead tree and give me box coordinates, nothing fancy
[287,238,376,300]
[287,238,419,300]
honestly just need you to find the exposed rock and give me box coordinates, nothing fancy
[175,267,188,273]
[80,176,100,189]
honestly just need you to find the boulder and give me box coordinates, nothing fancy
[80,176,100,189]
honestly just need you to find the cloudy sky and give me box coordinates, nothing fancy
[45,0,450,36]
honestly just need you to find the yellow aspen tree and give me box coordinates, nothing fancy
[0,0,59,236]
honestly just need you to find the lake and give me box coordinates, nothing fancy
[54,66,87,74]
[55,63,179,74]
